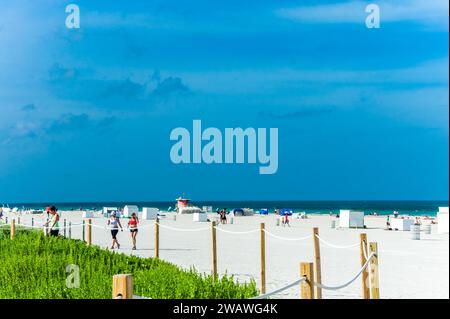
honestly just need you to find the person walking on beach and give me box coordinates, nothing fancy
[108,212,123,249]
[220,208,227,224]
[283,214,290,227]
[128,212,139,250]
[44,206,60,237]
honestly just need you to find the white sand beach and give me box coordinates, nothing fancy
[5,211,449,299]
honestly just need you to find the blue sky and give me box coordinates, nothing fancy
[0,0,448,202]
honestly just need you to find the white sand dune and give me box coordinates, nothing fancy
[5,211,449,299]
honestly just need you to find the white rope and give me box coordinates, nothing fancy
[14,223,84,230]
[263,229,312,241]
[251,278,306,299]
[315,234,360,249]
[90,223,154,231]
[362,242,370,260]
[314,252,376,290]
[157,223,210,232]
[214,227,259,235]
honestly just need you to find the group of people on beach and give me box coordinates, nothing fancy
[107,211,139,250]
[216,208,228,224]
[40,206,140,250]
[275,209,290,227]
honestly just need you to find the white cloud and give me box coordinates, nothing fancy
[175,58,449,94]
[276,0,449,29]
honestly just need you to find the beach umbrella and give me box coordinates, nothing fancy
[280,209,293,216]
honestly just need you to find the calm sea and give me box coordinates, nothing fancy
[4,200,448,216]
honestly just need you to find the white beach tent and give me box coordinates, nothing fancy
[437,207,449,234]
[103,207,118,217]
[193,212,208,222]
[390,218,414,231]
[179,206,202,214]
[202,206,213,213]
[82,210,94,218]
[339,210,365,228]
[123,205,139,218]
[142,207,158,220]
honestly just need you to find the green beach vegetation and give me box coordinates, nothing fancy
[0,229,258,299]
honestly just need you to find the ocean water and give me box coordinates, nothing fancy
[4,200,448,216]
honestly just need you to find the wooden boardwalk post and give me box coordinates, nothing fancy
[312,227,322,299]
[69,221,72,239]
[155,217,160,258]
[360,233,370,299]
[10,219,15,240]
[260,223,266,294]
[82,220,85,242]
[112,274,133,299]
[211,221,218,280]
[300,262,314,299]
[63,219,67,237]
[31,217,34,227]
[369,242,380,299]
[87,219,92,246]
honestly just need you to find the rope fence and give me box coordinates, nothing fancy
[251,278,306,299]
[2,213,380,299]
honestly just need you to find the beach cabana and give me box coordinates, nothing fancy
[179,206,202,214]
[339,210,365,228]
[390,218,414,231]
[438,207,449,234]
[230,208,254,217]
[142,207,158,220]
[82,211,94,218]
[202,206,213,213]
[232,208,244,216]
[193,212,208,222]
[103,207,117,218]
[123,205,139,218]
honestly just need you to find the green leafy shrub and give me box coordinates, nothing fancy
[0,229,258,299]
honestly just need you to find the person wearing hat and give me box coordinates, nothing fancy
[107,211,123,249]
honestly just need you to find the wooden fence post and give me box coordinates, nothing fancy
[369,242,380,299]
[10,219,15,240]
[87,219,92,246]
[300,262,314,299]
[211,221,218,280]
[63,219,67,237]
[82,220,85,242]
[69,221,72,239]
[260,222,266,294]
[312,227,322,299]
[360,233,370,299]
[31,217,34,227]
[155,217,159,258]
[112,274,133,299]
